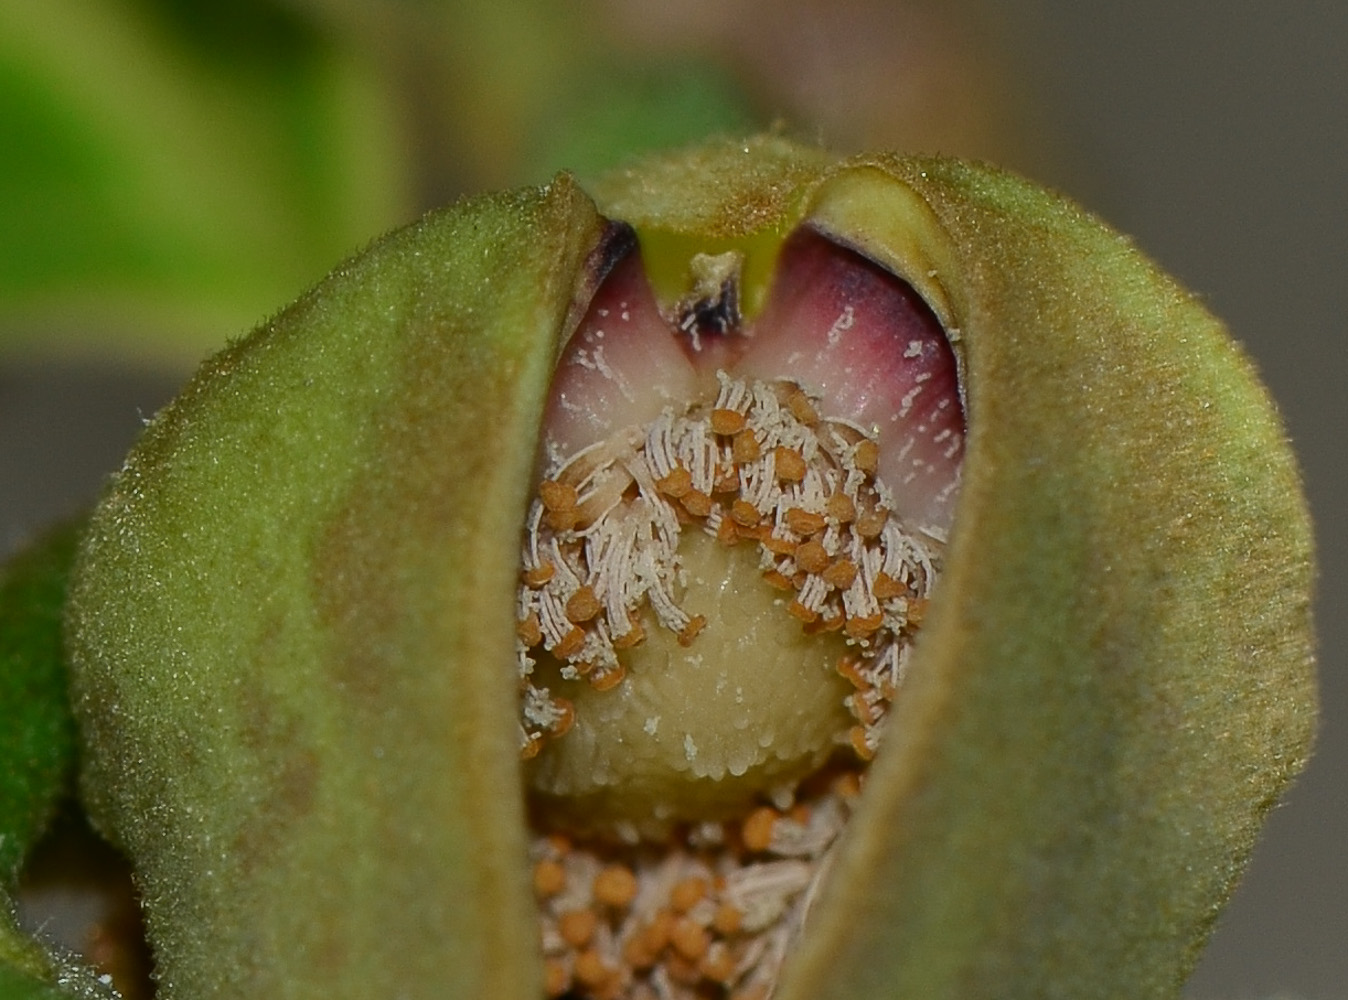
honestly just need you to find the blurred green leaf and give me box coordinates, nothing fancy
[0,0,766,367]
[0,523,81,886]
[0,523,115,1000]
[0,0,412,365]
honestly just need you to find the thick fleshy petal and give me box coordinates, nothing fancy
[62,139,1314,1000]
[66,179,607,999]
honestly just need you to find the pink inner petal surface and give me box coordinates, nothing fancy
[543,229,963,534]
[541,253,699,458]
[735,230,964,535]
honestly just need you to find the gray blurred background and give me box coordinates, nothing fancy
[2,1,1343,995]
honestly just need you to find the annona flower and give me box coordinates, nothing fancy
[16,137,1312,999]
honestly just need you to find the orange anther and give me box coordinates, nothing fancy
[716,516,739,546]
[849,691,880,726]
[711,902,743,936]
[670,876,708,914]
[713,467,740,494]
[833,770,863,799]
[907,597,930,626]
[521,562,556,587]
[520,735,542,761]
[785,508,826,536]
[681,489,713,518]
[623,934,658,971]
[549,698,575,738]
[825,491,856,523]
[836,657,868,689]
[665,951,703,986]
[669,917,709,961]
[761,533,797,556]
[553,626,586,659]
[849,725,876,761]
[544,957,570,997]
[533,859,567,898]
[741,806,778,853]
[700,943,738,983]
[565,585,602,624]
[539,479,579,511]
[516,612,543,648]
[844,612,884,639]
[785,388,819,426]
[794,539,830,574]
[730,499,761,527]
[855,507,888,539]
[590,663,626,691]
[872,571,907,600]
[852,438,879,474]
[710,408,747,435]
[656,466,693,498]
[822,558,858,589]
[787,600,818,624]
[558,908,598,948]
[593,865,638,908]
[732,430,761,463]
[545,506,581,532]
[642,909,674,952]
[611,617,645,649]
[762,569,793,591]
[773,446,807,482]
[677,615,707,647]
[572,949,611,990]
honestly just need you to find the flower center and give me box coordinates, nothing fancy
[515,225,962,999]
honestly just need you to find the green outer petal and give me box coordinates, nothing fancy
[66,179,606,998]
[0,965,64,1000]
[780,160,1316,998]
[0,524,81,886]
[0,0,409,364]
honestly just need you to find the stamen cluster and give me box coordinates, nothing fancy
[531,769,865,1000]
[516,370,939,762]
[515,365,945,999]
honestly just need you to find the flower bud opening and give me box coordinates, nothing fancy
[516,223,963,999]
